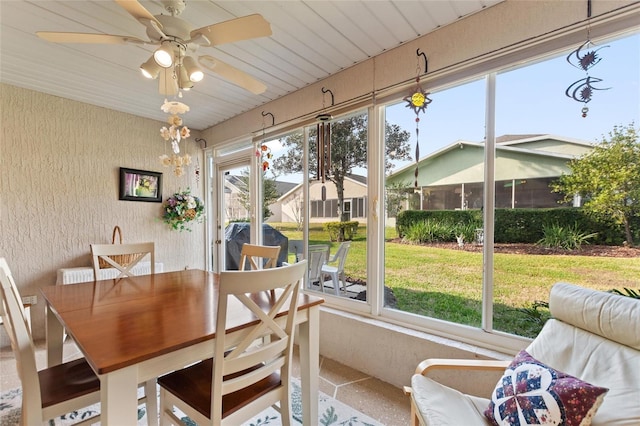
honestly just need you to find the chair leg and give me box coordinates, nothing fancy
[159,388,176,426]
[330,272,340,296]
[144,379,158,426]
[408,392,421,426]
[339,272,347,293]
[280,392,291,426]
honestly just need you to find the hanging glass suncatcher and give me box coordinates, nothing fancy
[565,0,609,117]
[404,51,431,188]
[257,112,275,171]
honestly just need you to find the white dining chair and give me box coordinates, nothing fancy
[238,243,281,270]
[157,260,307,426]
[0,258,102,425]
[320,241,351,295]
[90,242,159,422]
[0,257,159,425]
[90,241,155,280]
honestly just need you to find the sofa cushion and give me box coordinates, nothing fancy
[528,284,640,425]
[411,374,492,426]
[484,350,607,426]
[549,282,640,350]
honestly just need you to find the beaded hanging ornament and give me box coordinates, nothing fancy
[404,62,431,188]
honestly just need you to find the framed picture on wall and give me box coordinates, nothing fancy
[119,168,163,202]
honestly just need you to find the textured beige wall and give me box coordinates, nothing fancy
[0,84,206,340]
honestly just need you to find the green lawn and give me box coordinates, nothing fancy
[269,222,640,337]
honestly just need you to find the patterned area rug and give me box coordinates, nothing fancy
[0,379,383,426]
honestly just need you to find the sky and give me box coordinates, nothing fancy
[267,32,639,182]
[385,32,640,171]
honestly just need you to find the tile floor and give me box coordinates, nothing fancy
[1,339,411,425]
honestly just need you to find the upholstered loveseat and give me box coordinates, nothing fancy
[406,282,640,425]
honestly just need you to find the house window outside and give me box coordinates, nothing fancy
[352,197,367,218]
[310,200,320,218]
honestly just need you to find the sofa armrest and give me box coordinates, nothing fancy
[415,358,510,375]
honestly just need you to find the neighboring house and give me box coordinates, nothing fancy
[266,180,298,222]
[386,134,593,212]
[224,175,297,222]
[270,175,368,224]
[224,175,249,221]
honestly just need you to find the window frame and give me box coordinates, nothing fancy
[204,24,639,354]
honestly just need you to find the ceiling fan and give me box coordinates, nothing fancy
[36,0,271,95]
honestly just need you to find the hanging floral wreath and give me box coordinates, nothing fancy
[162,189,205,232]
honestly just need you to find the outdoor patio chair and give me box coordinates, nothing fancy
[307,244,330,290]
[320,241,351,295]
[288,240,304,263]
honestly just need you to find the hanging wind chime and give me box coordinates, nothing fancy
[316,87,334,201]
[565,0,609,118]
[158,99,192,177]
[404,49,431,188]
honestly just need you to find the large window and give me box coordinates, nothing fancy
[383,78,486,325]
[491,33,640,337]
[379,32,639,342]
[209,30,639,350]
[306,111,369,301]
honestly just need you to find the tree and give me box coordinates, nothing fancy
[289,192,304,231]
[552,123,640,245]
[272,114,412,229]
[385,180,413,218]
[237,170,280,220]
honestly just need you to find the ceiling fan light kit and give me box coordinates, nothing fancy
[140,56,161,79]
[153,43,175,68]
[177,66,194,90]
[35,0,272,96]
[183,56,203,82]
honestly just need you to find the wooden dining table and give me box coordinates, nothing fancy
[40,269,324,425]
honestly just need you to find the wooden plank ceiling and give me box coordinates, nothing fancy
[0,0,502,130]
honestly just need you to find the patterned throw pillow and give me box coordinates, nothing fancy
[484,350,608,426]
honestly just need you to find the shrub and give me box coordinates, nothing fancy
[403,220,452,243]
[516,300,551,337]
[324,221,359,241]
[396,209,481,238]
[452,221,482,244]
[397,208,632,245]
[537,223,597,250]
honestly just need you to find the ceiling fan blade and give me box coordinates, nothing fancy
[190,14,271,46]
[199,55,267,95]
[114,0,162,28]
[36,32,147,45]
